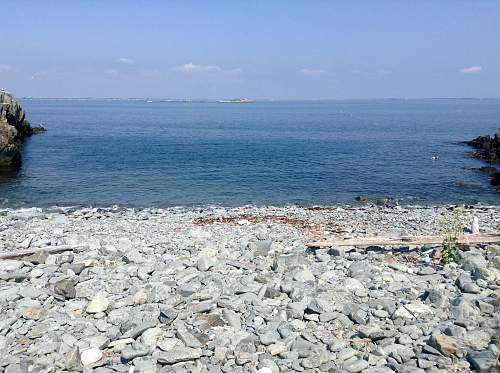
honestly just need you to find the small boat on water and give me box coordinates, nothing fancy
[217,98,254,103]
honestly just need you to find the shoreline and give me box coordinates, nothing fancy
[1,200,500,212]
[1,204,499,371]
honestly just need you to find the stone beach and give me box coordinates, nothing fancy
[1,204,500,372]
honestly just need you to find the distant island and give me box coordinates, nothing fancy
[217,98,254,103]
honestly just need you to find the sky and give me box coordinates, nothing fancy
[1,1,499,99]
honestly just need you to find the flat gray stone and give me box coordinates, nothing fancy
[157,347,202,364]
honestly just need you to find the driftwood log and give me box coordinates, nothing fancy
[0,245,87,260]
[306,233,500,248]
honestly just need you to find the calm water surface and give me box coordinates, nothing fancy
[1,99,499,207]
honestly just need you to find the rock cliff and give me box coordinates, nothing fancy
[0,90,33,167]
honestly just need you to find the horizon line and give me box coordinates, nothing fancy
[18,96,500,101]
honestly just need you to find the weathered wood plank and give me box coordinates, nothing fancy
[306,233,500,247]
[0,245,86,260]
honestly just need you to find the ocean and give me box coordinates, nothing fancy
[1,98,499,207]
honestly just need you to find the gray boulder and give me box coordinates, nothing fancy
[467,350,498,372]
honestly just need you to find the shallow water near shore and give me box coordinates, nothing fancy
[1,98,499,207]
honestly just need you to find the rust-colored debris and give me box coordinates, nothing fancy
[193,214,313,229]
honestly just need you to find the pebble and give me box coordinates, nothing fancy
[87,292,110,313]
[345,359,369,372]
[121,342,149,361]
[80,347,103,365]
[53,279,76,299]
[293,268,315,282]
[197,254,217,271]
[256,368,273,373]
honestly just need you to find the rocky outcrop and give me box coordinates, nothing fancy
[465,130,500,189]
[0,90,33,167]
[465,130,500,162]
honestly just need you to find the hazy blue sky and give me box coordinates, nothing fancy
[1,1,499,99]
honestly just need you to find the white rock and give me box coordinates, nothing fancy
[0,260,23,272]
[197,255,217,271]
[19,234,35,249]
[157,337,182,352]
[405,302,434,316]
[472,216,480,234]
[87,292,110,313]
[108,338,135,347]
[343,278,365,292]
[140,327,163,349]
[257,368,273,373]
[125,248,145,264]
[393,302,433,319]
[80,347,103,365]
[30,268,44,278]
[81,259,97,267]
[393,306,414,319]
[188,228,212,240]
[0,336,7,350]
[7,208,44,220]
[293,268,315,282]
[254,315,265,326]
[134,290,149,305]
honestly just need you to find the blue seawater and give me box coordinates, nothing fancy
[0,99,499,207]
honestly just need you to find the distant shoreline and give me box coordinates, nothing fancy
[19,97,500,102]
[0,200,500,214]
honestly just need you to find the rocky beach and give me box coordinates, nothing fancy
[1,204,499,372]
[3,3,500,373]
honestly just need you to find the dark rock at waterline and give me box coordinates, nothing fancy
[492,172,500,187]
[464,129,500,163]
[32,124,47,134]
[355,195,401,207]
[354,195,369,202]
[477,166,497,175]
[375,197,399,208]
[465,130,500,190]
[0,90,34,167]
